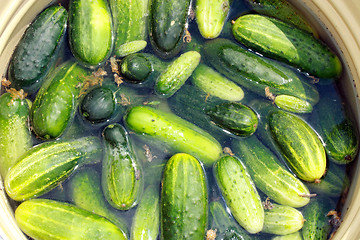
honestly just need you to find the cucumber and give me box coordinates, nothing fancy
[149,0,191,58]
[68,0,113,67]
[15,199,127,240]
[30,61,89,140]
[0,92,32,178]
[214,155,264,234]
[196,0,231,39]
[232,14,342,78]
[5,136,102,201]
[116,40,147,58]
[67,167,129,236]
[191,64,244,101]
[124,105,222,166]
[262,203,304,235]
[206,102,258,137]
[102,124,144,210]
[131,186,160,240]
[161,153,208,240]
[274,94,313,113]
[232,135,310,208]
[109,0,149,56]
[155,51,201,97]
[272,232,302,240]
[7,5,67,94]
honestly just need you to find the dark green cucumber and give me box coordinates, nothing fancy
[206,102,258,137]
[124,105,222,166]
[15,199,127,240]
[149,0,191,58]
[5,136,102,201]
[102,124,144,210]
[161,153,208,240]
[7,5,67,93]
[131,186,160,240]
[214,155,264,234]
[68,0,113,67]
[232,14,342,78]
[0,92,32,178]
[30,61,89,139]
[232,135,310,208]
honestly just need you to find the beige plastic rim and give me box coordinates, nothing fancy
[0,0,360,239]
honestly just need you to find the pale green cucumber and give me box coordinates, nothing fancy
[117,40,147,57]
[274,94,313,113]
[272,232,303,240]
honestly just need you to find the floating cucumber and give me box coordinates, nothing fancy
[274,94,313,113]
[116,40,147,58]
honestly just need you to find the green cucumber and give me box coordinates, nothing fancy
[131,186,160,240]
[0,92,32,178]
[116,40,147,58]
[68,0,113,67]
[232,135,310,208]
[206,102,258,137]
[196,0,231,39]
[5,136,102,201]
[274,94,313,113]
[191,64,244,101]
[30,61,89,140]
[161,153,208,240]
[232,14,342,78]
[124,105,222,166]
[102,124,144,210]
[15,199,127,240]
[272,232,302,240]
[149,0,191,58]
[67,167,129,236]
[262,203,304,235]
[7,5,67,94]
[214,155,264,234]
[109,0,149,56]
[155,51,201,97]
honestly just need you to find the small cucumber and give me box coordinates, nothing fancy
[102,124,144,210]
[232,14,342,78]
[214,155,264,234]
[196,0,231,39]
[161,153,208,240]
[131,186,160,240]
[30,61,89,140]
[5,136,102,201]
[272,231,303,240]
[262,203,304,235]
[155,51,201,97]
[232,135,310,208]
[274,94,313,113]
[116,40,147,58]
[0,92,32,178]
[15,199,127,240]
[191,64,244,101]
[68,0,113,67]
[7,5,67,93]
[124,105,222,166]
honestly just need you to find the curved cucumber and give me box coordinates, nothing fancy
[124,105,222,166]
[15,199,127,240]
[161,153,208,240]
[102,124,144,210]
[214,155,264,234]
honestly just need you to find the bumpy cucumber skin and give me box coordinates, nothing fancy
[274,95,313,113]
[232,136,310,208]
[149,0,191,58]
[102,124,144,210]
[5,136,102,201]
[196,0,231,39]
[155,51,201,98]
[68,0,113,67]
[232,14,342,78]
[30,61,89,140]
[161,153,208,240]
[214,155,264,234]
[8,5,67,93]
[124,105,222,166]
[131,186,160,240]
[15,199,127,240]
[116,40,147,57]
[0,93,32,178]
[269,110,326,182]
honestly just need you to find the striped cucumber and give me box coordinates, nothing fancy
[161,153,208,240]
[214,155,264,234]
[5,136,102,201]
[274,94,313,113]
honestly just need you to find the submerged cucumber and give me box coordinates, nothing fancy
[274,94,313,113]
